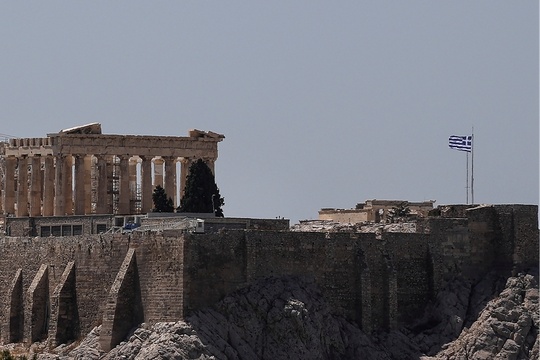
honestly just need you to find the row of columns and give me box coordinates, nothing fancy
[1,154,213,217]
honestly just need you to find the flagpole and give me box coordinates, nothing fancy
[448,134,474,204]
[471,127,474,204]
[466,151,469,204]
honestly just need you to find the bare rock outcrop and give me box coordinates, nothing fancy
[103,322,214,360]
[403,272,509,356]
[433,273,538,360]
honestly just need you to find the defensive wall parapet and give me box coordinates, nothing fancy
[0,204,536,351]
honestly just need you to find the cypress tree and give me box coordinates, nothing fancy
[178,159,224,217]
[152,185,174,212]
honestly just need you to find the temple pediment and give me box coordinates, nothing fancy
[58,123,102,135]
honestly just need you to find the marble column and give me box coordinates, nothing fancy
[42,155,55,216]
[64,155,73,215]
[140,156,153,213]
[106,155,115,214]
[29,156,42,217]
[129,158,138,214]
[74,155,87,215]
[16,156,29,217]
[164,156,176,207]
[84,155,92,214]
[54,155,65,215]
[153,157,164,188]
[179,158,191,201]
[117,155,130,214]
[95,155,109,214]
[3,156,16,215]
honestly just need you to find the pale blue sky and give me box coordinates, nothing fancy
[1,2,538,223]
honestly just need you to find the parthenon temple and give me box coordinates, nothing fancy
[0,123,224,217]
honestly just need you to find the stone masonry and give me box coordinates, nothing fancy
[0,204,537,352]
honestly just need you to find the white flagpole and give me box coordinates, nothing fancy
[466,151,469,204]
[471,127,474,204]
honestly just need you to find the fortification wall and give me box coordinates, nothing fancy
[244,231,365,321]
[383,233,433,324]
[0,204,536,350]
[428,217,471,289]
[182,231,246,313]
[181,230,436,331]
[129,231,185,323]
[0,231,186,348]
[419,205,538,292]
[492,205,539,273]
[0,234,129,343]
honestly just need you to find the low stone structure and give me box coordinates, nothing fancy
[0,204,536,352]
[0,123,224,217]
[319,199,436,223]
[2,214,289,237]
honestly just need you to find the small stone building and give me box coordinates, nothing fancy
[319,199,435,223]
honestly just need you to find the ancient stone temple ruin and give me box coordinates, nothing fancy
[0,123,224,217]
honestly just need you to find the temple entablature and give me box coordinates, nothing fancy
[49,134,220,158]
[4,138,53,157]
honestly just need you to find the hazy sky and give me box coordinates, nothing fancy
[1,2,538,223]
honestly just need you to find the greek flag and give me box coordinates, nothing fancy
[449,135,472,152]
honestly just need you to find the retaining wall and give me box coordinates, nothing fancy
[0,204,536,351]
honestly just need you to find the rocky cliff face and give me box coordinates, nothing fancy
[432,273,538,359]
[7,270,539,360]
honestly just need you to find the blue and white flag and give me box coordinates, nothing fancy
[449,135,472,152]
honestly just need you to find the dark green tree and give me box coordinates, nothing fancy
[178,159,224,217]
[152,185,174,212]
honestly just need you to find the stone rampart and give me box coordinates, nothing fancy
[244,231,365,321]
[0,231,186,350]
[0,234,129,343]
[182,231,436,332]
[492,205,539,273]
[0,204,536,351]
[182,231,246,313]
